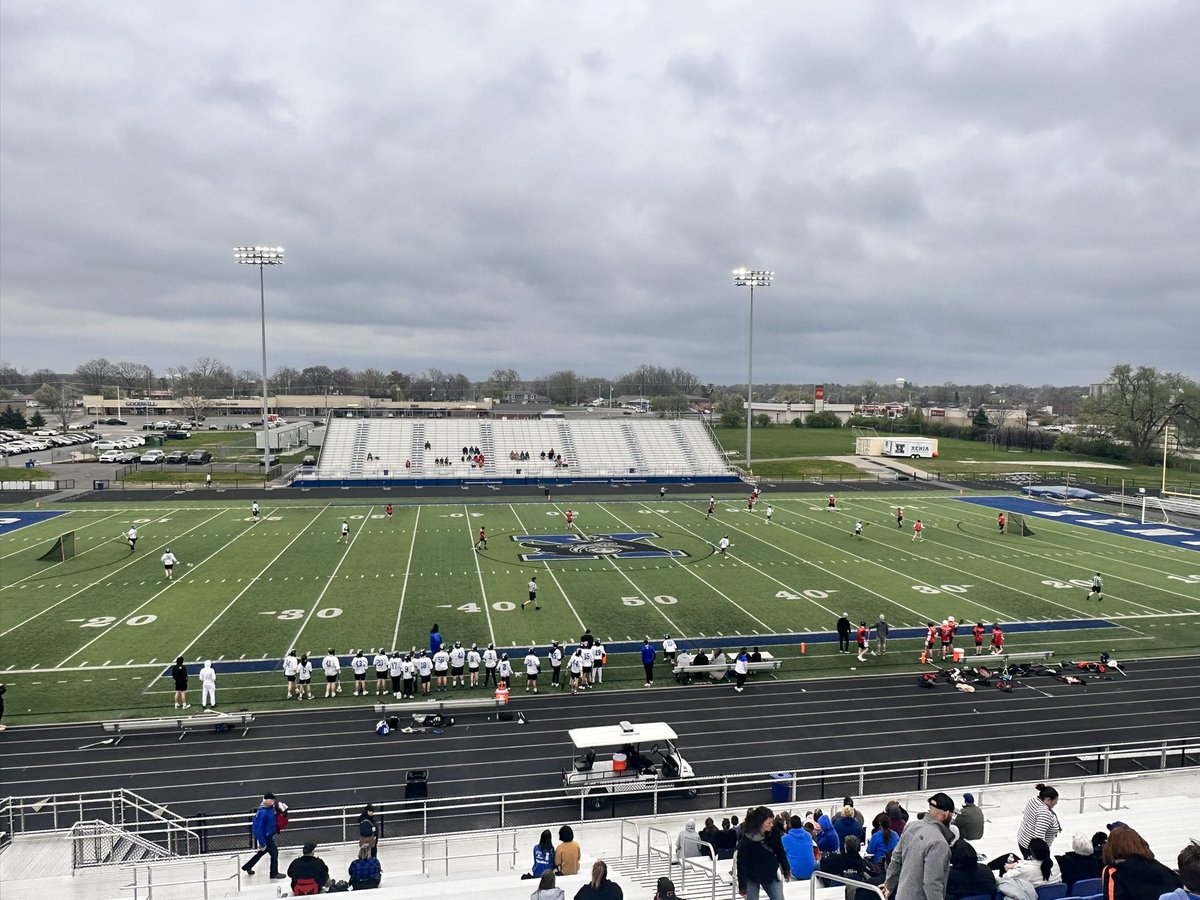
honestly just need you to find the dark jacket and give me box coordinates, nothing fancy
[348,855,382,887]
[737,832,790,891]
[834,815,865,847]
[837,616,852,636]
[947,841,996,900]
[287,853,329,888]
[170,663,188,690]
[820,849,866,882]
[1101,858,1181,900]
[573,879,623,900]
[954,803,984,841]
[1056,851,1101,889]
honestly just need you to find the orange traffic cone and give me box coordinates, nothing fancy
[920,650,927,665]
[799,642,806,655]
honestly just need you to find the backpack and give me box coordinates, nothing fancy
[292,877,320,895]
[275,806,289,832]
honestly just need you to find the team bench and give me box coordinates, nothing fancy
[100,711,255,745]
[673,651,782,684]
[373,696,508,720]
[988,651,1055,666]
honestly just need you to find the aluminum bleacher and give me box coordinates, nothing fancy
[301,418,737,487]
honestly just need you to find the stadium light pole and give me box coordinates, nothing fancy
[233,246,285,473]
[732,268,773,471]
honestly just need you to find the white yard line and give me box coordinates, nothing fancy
[391,505,422,649]
[607,502,773,632]
[0,508,218,642]
[287,509,370,652]
[466,505,497,645]
[510,504,585,631]
[160,505,331,688]
[52,509,230,665]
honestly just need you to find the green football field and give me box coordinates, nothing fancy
[2,489,1198,724]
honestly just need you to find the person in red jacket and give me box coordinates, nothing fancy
[990,624,1005,655]
[855,622,869,662]
[998,513,1006,534]
[939,620,955,659]
[925,622,938,658]
[972,623,986,656]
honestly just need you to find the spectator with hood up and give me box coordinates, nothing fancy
[947,839,996,900]
[816,815,840,855]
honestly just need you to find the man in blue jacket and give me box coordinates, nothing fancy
[641,638,656,686]
[242,793,285,880]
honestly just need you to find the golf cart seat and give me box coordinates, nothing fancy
[575,749,596,772]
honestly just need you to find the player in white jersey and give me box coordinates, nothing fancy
[523,648,540,693]
[466,644,482,687]
[549,641,564,688]
[568,649,583,694]
[388,651,404,698]
[717,535,730,557]
[296,654,313,699]
[432,647,450,692]
[251,501,260,521]
[401,654,417,699]
[161,549,177,579]
[416,651,433,695]
[497,653,514,688]
[765,505,774,524]
[283,649,299,699]
[449,642,467,687]
[350,650,369,696]
[482,643,499,687]
[322,649,341,698]
[1088,573,1103,602]
[580,645,594,688]
[593,641,606,683]
[339,519,350,543]
[373,649,390,695]
[662,635,677,663]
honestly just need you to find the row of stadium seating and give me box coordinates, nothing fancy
[304,419,735,485]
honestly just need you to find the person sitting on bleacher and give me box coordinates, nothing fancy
[698,818,719,857]
[946,839,995,900]
[782,815,817,880]
[286,843,330,895]
[1000,837,1061,887]
[1056,832,1102,889]
[348,844,382,891]
[522,829,556,880]
[713,818,738,860]
[833,805,865,848]
[675,818,705,861]
[573,860,622,900]
[819,833,868,891]
[1100,825,1181,899]
[692,649,709,666]
[554,824,581,876]
[815,815,840,855]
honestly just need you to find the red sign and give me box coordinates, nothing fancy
[815,385,825,401]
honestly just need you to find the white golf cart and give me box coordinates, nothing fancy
[563,720,696,809]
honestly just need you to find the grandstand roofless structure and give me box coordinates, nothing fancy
[295,418,739,488]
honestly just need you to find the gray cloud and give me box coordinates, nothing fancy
[1,0,1197,388]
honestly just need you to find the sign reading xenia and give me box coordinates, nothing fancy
[511,532,688,562]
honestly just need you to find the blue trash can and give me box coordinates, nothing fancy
[770,772,792,804]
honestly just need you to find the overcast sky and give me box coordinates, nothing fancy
[2,1,1197,388]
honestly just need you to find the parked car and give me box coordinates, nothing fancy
[165,450,188,464]
[98,450,123,463]
[258,454,280,466]
[164,430,190,440]
[140,449,165,464]
[116,451,140,463]
[101,418,128,426]
[187,450,212,464]
[301,455,317,466]
[30,429,58,436]
[93,440,121,451]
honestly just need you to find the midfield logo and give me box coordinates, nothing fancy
[511,532,688,562]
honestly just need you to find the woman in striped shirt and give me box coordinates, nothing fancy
[1017,783,1061,855]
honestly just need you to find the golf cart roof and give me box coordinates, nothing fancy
[568,721,678,749]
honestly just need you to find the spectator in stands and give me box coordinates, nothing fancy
[1057,832,1102,888]
[531,870,566,900]
[240,793,286,880]
[815,815,839,855]
[737,805,791,900]
[675,818,704,860]
[840,797,865,829]
[1163,840,1200,900]
[833,805,865,847]
[286,843,330,895]
[946,839,996,900]
[1100,825,1181,899]
[884,792,955,900]
[522,829,556,880]
[782,815,817,880]
[819,833,867,886]
[572,860,622,900]
[556,824,582,876]
[955,793,984,841]
[1017,784,1061,854]
[866,813,898,864]
[654,876,679,900]
[698,818,719,856]
[357,804,377,857]
[885,800,908,835]
[348,844,382,891]
[1001,837,1061,886]
[715,818,738,859]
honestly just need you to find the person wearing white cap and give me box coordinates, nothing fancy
[199,660,217,709]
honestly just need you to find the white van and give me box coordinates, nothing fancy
[563,721,696,809]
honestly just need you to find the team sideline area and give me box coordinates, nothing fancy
[1,771,1195,899]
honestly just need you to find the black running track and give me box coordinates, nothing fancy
[3,655,1197,848]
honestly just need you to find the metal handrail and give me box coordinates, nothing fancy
[812,870,886,899]
[679,840,728,900]
[122,854,244,900]
[420,828,518,876]
[70,820,174,870]
[6,735,1196,853]
[645,824,671,871]
[618,819,640,861]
